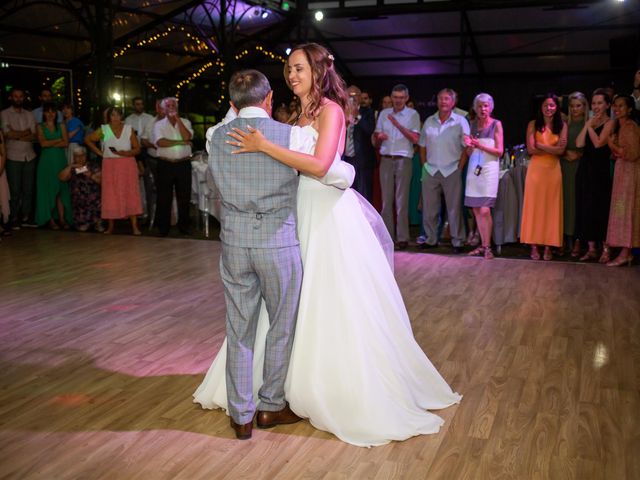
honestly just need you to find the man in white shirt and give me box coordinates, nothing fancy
[153,97,194,236]
[418,88,470,253]
[125,97,155,139]
[373,84,420,249]
[0,87,37,229]
[206,106,238,154]
[124,97,155,223]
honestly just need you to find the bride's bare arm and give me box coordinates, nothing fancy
[227,103,345,178]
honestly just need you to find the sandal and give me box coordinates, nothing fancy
[607,255,634,267]
[469,232,480,246]
[579,249,598,262]
[467,246,484,256]
[530,246,540,261]
[484,247,494,260]
[570,240,581,257]
[543,247,552,261]
[598,246,611,264]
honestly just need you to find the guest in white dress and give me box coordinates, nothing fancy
[463,93,504,260]
[194,43,461,447]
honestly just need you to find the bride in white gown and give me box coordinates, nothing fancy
[194,43,461,447]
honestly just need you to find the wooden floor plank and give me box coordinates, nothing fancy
[0,230,639,479]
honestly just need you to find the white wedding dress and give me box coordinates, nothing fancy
[194,126,461,447]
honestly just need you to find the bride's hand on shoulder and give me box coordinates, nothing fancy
[227,125,266,153]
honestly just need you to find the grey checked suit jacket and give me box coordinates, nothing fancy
[210,117,299,248]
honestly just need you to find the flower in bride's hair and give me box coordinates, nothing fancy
[328,54,335,61]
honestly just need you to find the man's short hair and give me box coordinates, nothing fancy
[229,70,271,110]
[9,87,24,95]
[391,84,409,97]
[132,96,143,104]
[437,88,457,104]
[72,145,87,155]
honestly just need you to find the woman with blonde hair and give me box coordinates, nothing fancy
[562,92,588,256]
[194,43,461,447]
[464,92,504,259]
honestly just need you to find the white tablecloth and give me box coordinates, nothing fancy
[191,152,221,221]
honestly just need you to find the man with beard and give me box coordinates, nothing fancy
[32,87,62,124]
[0,88,37,229]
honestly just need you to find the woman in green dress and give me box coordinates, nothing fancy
[35,103,72,228]
[561,92,587,256]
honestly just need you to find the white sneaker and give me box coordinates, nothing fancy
[416,235,426,245]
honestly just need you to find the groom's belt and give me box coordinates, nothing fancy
[381,154,408,160]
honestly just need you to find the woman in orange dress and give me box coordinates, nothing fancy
[605,95,640,266]
[520,94,567,260]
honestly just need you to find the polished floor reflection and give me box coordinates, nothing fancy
[0,230,638,479]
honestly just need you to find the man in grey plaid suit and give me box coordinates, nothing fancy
[209,70,303,439]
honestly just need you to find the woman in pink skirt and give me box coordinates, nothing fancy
[85,106,142,235]
[605,95,640,266]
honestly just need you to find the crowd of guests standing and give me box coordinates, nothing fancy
[1,72,639,266]
[0,87,194,240]
[340,72,640,266]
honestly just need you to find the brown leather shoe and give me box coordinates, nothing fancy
[230,417,253,440]
[395,241,409,251]
[256,403,301,429]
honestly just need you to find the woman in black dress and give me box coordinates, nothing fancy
[574,89,614,263]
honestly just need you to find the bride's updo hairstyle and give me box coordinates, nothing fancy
[286,43,349,120]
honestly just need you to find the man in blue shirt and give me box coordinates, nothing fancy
[62,104,85,165]
[32,88,62,124]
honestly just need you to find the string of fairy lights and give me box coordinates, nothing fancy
[175,58,225,98]
[113,25,214,58]
[235,45,287,63]
[109,24,288,102]
[76,87,83,109]
[146,81,158,94]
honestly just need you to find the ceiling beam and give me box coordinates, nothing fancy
[71,0,202,67]
[75,0,165,19]
[298,23,640,44]
[112,0,203,47]
[308,0,603,18]
[0,23,87,41]
[461,9,484,75]
[123,45,211,58]
[340,50,610,63]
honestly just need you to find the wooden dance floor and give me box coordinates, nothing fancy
[1,230,639,479]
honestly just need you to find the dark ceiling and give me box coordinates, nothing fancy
[0,0,638,83]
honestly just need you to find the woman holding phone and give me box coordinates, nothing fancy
[85,106,142,235]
